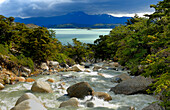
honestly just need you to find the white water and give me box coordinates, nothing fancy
[0,68,157,110]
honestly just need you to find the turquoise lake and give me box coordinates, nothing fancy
[50,29,112,44]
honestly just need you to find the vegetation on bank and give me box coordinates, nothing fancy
[0,0,169,108]
[0,15,93,68]
[93,0,169,108]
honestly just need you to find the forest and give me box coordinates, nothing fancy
[0,0,169,108]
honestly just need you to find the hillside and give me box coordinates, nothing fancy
[15,12,131,28]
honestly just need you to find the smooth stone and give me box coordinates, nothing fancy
[40,63,49,70]
[47,79,55,83]
[67,82,94,98]
[15,93,42,106]
[22,67,31,74]
[117,106,135,110]
[94,92,112,101]
[20,72,28,77]
[111,73,131,83]
[11,99,47,110]
[16,77,25,82]
[59,97,79,108]
[47,61,59,66]
[86,101,94,107]
[25,78,35,82]
[31,81,53,93]
[67,64,85,72]
[93,65,102,71]
[0,83,5,90]
[97,73,105,77]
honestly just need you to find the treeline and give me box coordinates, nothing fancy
[93,0,169,107]
[0,15,93,71]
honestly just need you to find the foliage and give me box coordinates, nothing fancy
[93,0,169,107]
[64,38,94,63]
[0,44,34,71]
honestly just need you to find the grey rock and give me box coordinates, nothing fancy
[67,82,94,99]
[110,76,153,95]
[111,73,131,83]
[142,103,165,110]
[86,101,94,107]
[93,65,102,71]
[117,106,135,110]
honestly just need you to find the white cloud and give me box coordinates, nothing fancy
[108,12,154,17]
[0,0,5,4]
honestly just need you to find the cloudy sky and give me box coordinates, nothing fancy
[0,0,160,17]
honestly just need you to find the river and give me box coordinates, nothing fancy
[49,29,112,44]
[0,64,157,110]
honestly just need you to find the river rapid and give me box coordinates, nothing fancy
[0,64,157,110]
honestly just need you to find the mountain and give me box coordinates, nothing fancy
[15,11,131,28]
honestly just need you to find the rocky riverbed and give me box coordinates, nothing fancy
[0,61,160,110]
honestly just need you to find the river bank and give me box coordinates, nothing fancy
[0,61,161,110]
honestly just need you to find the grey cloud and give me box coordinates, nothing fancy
[0,0,159,17]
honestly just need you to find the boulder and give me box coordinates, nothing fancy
[86,101,94,107]
[47,61,60,69]
[142,103,165,110]
[67,64,85,72]
[5,76,10,84]
[112,62,120,67]
[47,79,55,83]
[15,93,42,106]
[94,92,112,101]
[0,83,5,90]
[0,65,2,71]
[97,73,105,77]
[59,97,79,108]
[117,106,135,110]
[22,67,31,74]
[102,62,120,68]
[40,63,49,70]
[67,82,94,98]
[60,62,69,68]
[84,63,92,68]
[48,61,59,66]
[110,76,153,95]
[93,65,102,71]
[31,81,53,93]
[84,69,91,72]
[25,78,35,82]
[16,77,25,82]
[80,62,85,66]
[11,99,47,110]
[0,79,5,85]
[111,73,131,83]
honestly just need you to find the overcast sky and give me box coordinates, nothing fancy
[0,0,160,17]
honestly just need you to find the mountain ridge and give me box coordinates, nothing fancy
[15,11,131,28]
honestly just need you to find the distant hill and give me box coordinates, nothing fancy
[49,23,121,29]
[15,12,131,28]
